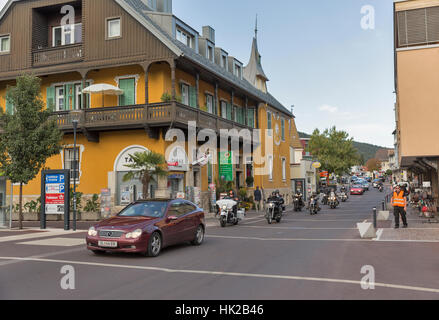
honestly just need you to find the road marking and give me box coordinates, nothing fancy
[17,237,85,247]
[0,229,86,243]
[206,234,367,242]
[374,229,383,241]
[0,256,438,295]
[240,226,356,230]
[0,247,84,267]
[282,219,367,222]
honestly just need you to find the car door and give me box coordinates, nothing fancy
[181,201,199,241]
[163,201,186,246]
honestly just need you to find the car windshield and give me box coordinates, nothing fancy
[118,201,168,218]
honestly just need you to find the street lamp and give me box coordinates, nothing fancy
[70,110,82,231]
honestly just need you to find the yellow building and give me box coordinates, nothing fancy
[0,0,302,214]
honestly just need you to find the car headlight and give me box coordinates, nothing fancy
[268,203,274,208]
[222,205,227,211]
[88,227,97,237]
[126,229,143,239]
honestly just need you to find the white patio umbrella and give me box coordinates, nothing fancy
[82,83,124,107]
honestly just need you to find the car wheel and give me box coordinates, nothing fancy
[145,232,162,257]
[191,225,205,246]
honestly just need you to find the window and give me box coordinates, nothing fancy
[180,83,197,107]
[176,28,194,49]
[397,7,439,48]
[281,118,285,141]
[221,54,228,70]
[55,86,64,111]
[268,155,273,181]
[207,45,214,62]
[181,83,189,105]
[267,111,272,136]
[0,35,10,53]
[205,94,214,114]
[64,147,80,181]
[234,64,242,79]
[52,23,82,47]
[74,83,90,110]
[247,109,255,128]
[118,78,136,106]
[282,158,286,181]
[107,18,121,39]
[221,101,227,119]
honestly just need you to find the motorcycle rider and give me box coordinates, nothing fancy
[293,189,304,209]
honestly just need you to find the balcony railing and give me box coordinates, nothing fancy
[32,44,84,67]
[52,102,253,133]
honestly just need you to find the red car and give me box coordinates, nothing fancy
[350,185,364,195]
[86,199,205,257]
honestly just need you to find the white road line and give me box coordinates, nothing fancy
[0,256,438,295]
[374,229,384,241]
[206,234,367,242]
[0,229,86,243]
[282,219,366,222]
[240,226,357,230]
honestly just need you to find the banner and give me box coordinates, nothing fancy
[219,151,233,182]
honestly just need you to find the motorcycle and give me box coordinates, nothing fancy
[340,191,348,202]
[293,194,304,212]
[379,185,383,192]
[328,192,339,209]
[320,193,329,205]
[216,199,245,227]
[309,194,320,215]
[265,198,283,224]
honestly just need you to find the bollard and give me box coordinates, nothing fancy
[373,207,377,229]
[382,201,385,211]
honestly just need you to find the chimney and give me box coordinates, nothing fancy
[202,26,215,44]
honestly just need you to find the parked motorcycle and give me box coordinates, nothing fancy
[265,197,283,224]
[309,194,320,215]
[216,199,245,227]
[293,193,304,212]
[328,192,339,209]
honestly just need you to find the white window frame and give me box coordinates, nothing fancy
[115,74,140,106]
[55,86,64,111]
[268,155,273,181]
[61,144,85,184]
[0,35,10,53]
[267,111,272,136]
[107,17,121,39]
[282,157,286,181]
[234,63,242,79]
[181,83,190,105]
[176,28,194,49]
[205,93,214,114]
[52,23,81,47]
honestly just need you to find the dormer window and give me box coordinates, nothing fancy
[176,28,195,49]
[53,23,82,47]
[107,18,121,39]
[234,63,242,79]
[207,44,214,62]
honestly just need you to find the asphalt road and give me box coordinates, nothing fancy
[1,187,439,300]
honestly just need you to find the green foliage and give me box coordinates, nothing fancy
[239,187,247,200]
[69,190,83,215]
[84,194,100,213]
[123,151,168,199]
[160,92,172,103]
[24,197,41,213]
[215,178,234,199]
[0,74,62,228]
[308,126,360,176]
[385,169,393,176]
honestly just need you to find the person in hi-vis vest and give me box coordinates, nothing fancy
[391,185,408,229]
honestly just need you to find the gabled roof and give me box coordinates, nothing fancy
[0,0,292,117]
[119,0,292,116]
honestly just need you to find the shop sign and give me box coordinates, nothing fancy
[115,146,149,172]
[167,146,189,172]
[176,192,185,199]
[423,181,431,188]
[101,188,112,219]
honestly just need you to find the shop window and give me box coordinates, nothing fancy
[64,147,80,182]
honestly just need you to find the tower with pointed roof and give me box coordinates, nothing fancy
[244,16,269,93]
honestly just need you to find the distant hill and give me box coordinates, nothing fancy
[298,131,386,163]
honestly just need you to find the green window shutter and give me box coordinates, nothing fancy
[281,119,285,140]
[189,86,197,108]
[119,78,135,106]
[227,103,232,120]
[84,81,91,108]
[46,87,55,112]
[248,109,254,128]
[5,98,13,115]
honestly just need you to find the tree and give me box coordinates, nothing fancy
[122,151,168,199]
[366,158,382,172]
[0,74,63,229]
[308,126,360,176]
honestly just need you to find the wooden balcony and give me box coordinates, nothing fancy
[32,44,84,67]
[52,102,253,141]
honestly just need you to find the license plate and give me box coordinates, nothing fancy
[98,241,118,248]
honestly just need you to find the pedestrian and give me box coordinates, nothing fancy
[254,186,262,212]
[391,185,408,229]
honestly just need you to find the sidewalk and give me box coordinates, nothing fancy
[377,206,439,241]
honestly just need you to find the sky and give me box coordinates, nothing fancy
[0,0,396,147]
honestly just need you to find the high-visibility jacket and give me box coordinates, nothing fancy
[392,191,406,207]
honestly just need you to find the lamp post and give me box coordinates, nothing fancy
[70,110,82,231]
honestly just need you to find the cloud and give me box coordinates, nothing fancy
[319,104,339,113]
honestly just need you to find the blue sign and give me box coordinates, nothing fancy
[45,174,65,184]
